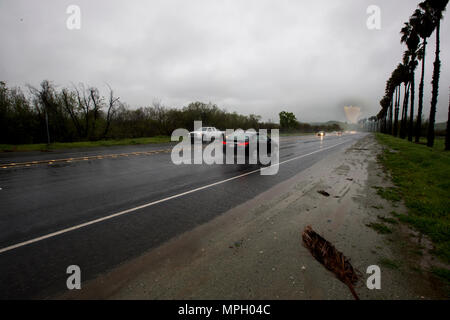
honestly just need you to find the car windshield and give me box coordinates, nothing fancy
[227,132,256,142]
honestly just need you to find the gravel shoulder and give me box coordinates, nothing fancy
[60,134,447,300]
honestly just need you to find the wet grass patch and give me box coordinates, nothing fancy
[366,222,392,234]
[377,216,398,225]
[376,134,450,263]
[372,186,402,202]
[431,267,450,284]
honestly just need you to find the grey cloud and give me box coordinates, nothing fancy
[0,0,449,123]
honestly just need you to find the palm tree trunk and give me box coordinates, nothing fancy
[427,20,441,147]
[389,90,394,135]
[415,40,427,143]
[394,85,401,137]
[400,82,410,139]
[408,61,416,141]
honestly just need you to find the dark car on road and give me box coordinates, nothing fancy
[222,131,276,164]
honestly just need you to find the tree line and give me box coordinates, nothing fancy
[0,80,344,146]
[370,0,449,150]
[0,80,280,145]
[278,111,342,133]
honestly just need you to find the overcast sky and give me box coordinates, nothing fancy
[1,0,449,123]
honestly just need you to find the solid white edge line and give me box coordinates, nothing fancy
[0,139,350,254]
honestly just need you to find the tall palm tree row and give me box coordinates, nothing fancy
[391,66,406,136]
[378,68,398,134]
[377,64,406,137]
[399,52,412,139]
[422,0,449,147]
[400,22,420,141]
[410,8,435,142]
[375,0,448,148]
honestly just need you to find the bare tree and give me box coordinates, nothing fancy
[61,88,83,138]
[27,80,57,144]
[73,83,92,138]
[151,99,168,135]
[103,84,120,138]
[89,87,103,138]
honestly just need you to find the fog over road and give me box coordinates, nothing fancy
[0,133,366,299]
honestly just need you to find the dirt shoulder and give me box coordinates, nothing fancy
[60,134,448,300]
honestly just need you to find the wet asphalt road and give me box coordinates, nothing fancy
[0,133,365,299]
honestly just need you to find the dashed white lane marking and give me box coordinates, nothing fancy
[0,139,350,254]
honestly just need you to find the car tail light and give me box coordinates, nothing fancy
[238,142,249,146]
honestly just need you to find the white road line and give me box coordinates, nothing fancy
[0,139,350,255]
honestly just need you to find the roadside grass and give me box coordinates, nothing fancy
[375,134,450,263]
[0,136,172,152]
[366,222,392,234]
[372,186,402,202]
[431,267,450,296]
[377,215,398,225]
[389,211,402,218]
[431,267,450,284]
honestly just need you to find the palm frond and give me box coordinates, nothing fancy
[302,226,361,300]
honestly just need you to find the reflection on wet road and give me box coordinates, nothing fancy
[0,133,365,298]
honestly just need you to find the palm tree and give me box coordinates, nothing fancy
[401,21,420,142]
[379,95,391,133]
[395,84,402,136]
[386,71,402,135]
[389,88,394,134]
[421,0,449,147]
[381,75,396,135]
[399,54,411,139]
[391,64,404,137]
[411,7,435,142]
[393,86,399,135]
[376,106,388,133]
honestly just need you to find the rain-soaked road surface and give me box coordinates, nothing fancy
[0,133,365,299]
